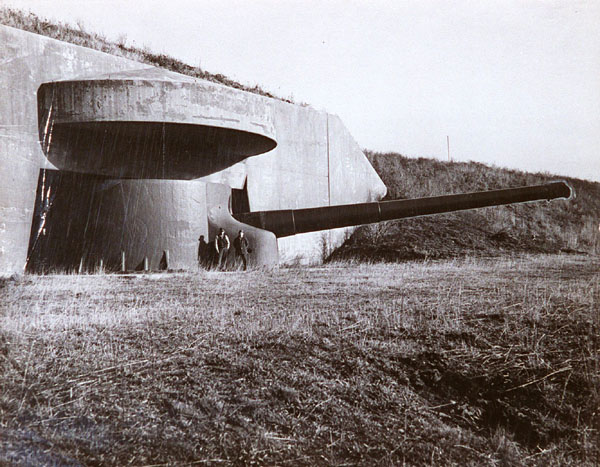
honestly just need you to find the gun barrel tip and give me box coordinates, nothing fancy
[555,180,575,200]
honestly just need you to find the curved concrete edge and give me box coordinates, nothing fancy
[37,77,276,140]
[206,183,278,269]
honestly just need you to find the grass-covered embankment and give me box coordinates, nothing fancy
[0,6,285,101]
[1,255,598,465]
[331,152,600,262]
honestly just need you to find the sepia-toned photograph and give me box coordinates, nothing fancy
[1,1,598,464]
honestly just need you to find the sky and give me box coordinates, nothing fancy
[4,0,600,182]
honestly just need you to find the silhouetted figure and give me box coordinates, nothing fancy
[197,235,210,268]
[159,250,169,271]
[233,230,250,271]
[214,228,230,270]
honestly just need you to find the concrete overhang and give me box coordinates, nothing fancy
[37,68,277,179]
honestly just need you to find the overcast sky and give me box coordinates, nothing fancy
[4,0,599,182]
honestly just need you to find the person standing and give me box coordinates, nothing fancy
[233,230,250,271]
[197,235,209,268]
[214,228,230,270]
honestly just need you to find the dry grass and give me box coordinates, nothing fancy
[1,254,598,465]
[0,6,287,102]
[332,152,600,263]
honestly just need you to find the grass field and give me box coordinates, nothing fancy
[1,254,598,465]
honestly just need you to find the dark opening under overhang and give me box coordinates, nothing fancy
[41,121,277,179]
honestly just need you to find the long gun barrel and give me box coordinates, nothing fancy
[234,181,572,238]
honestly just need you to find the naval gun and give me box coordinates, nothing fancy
[213,181,573,266]
[26,171,572,272]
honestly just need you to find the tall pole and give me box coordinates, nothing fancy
[447,135,450,162]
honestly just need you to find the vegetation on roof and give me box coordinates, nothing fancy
[0,6,289,102]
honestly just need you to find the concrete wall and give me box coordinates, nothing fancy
[205,103,386,265]
[1,25,386,274]
[0,25,152,274]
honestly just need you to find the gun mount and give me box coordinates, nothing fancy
[26,173,573,272]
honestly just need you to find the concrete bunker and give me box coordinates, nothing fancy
[27,71,573,273]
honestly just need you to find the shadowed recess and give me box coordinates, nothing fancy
[40,121,277,179]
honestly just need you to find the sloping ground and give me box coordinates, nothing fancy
[331,152,600,262]
[1,256,598,465]
[0,7,285,101]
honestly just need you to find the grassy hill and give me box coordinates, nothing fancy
[331,152,600,262]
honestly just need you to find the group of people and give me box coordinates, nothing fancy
[198,228,250,271]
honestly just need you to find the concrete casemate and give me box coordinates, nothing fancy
[0,25,386,274]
